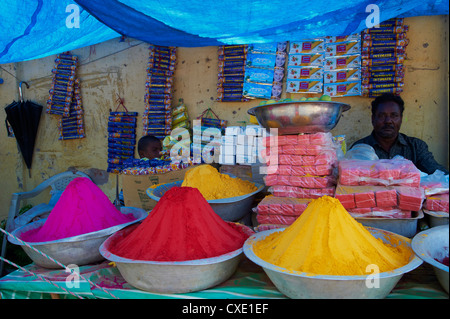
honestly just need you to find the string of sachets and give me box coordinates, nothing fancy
[47,53,85,140]
[143,45,176,140]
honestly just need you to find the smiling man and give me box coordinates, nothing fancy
[351,93,448,175]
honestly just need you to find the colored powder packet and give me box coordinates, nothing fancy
[21,177,134,242]
[109,187,249,261]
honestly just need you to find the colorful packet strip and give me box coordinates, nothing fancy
[362,26,408,34]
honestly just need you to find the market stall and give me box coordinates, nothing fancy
[1,1,449,301]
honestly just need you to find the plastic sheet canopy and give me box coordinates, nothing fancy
[0,0,448,64]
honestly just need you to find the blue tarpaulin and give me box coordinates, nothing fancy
[0,0,448,64]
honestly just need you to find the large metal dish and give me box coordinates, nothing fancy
[147,180,264,222]
[355,210,424,238]
[247,101,351,135]
[411,225,449,293]
[8,207,147,269]
[99,223,254,293]
[244,227,422,299]
[423,209,449,227]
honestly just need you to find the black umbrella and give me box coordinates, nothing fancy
[4,82,43,176]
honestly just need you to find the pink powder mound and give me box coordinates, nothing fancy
[21,177,135,242]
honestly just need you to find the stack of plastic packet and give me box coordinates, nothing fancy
[323,34,362,97]
[217,45,249,102]
[336,157,424,218]
[338,158,421,187]
[58,79,85,140]
[361,18,409,97]
[254,132,339,230]
[107,111,138,173]
[243,42,287,100]
[335,184,424,218]
[254,196,313,231]
[143,45,176,139]
[47,53,78,117]
[286,39,325,94]
[420,171,449,215]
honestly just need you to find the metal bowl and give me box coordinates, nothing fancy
[423,209,449,228]
[411,225,449,293]
[99,223,254,293]
[247,101,351,135]
[8,207,147,269]
[147,180,264,222]
[244,227,422,299]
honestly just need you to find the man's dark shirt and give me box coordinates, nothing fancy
[351,132,449,175]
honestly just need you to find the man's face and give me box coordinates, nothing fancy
[143,141,162,159]
[372,101,403,139]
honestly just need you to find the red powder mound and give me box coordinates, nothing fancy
[21,177,134,242]
[110,186,249,261]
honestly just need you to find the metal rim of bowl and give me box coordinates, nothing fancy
[147,180,265,204]
[99,223,253,266]
[411,225,449,272]
[247,100,351,116]
[243,226,423,281]
[8,207,147,246]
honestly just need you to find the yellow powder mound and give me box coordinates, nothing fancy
[253,196,412,276]
[181,164,258,200]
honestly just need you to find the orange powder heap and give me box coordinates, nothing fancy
[254,196,412,276]
[110,186,249,261]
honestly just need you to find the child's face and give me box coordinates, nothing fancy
[141,141,162,159]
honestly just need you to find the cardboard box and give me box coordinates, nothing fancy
[122,167,192,211]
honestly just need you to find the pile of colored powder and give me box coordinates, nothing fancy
[253,196,412,276]
[109,186,249,261]
[181,164,258,200]
[21,177,134,242]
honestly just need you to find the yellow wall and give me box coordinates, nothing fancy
[0,15,448,220]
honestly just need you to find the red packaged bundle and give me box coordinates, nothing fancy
[309,132,333,145]
[279,154,303,165]
[291,166,305,175]
[270,185,335,199]
[335,192,356,209]
[309,187,335,198]
[354,191,376,208]
[289,175,336,188]
[297,134,310,144]
[278,175,290,185]
[278,165,292,175]
[397,186,424,211]
[348,207,412,218]
[285,135,299,145]
[264,174,278,186]
[375,188,398,207]
[338,158,421,187]
[424,193,449,212]
[256,196,312,216]
[256,214,298,225]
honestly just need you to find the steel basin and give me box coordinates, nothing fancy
[99,223,254,293]
[411,225,449,293]
[244,226,422,299]
[8,207,147,269]
[247,101,351,135]
[147,180,264,222]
